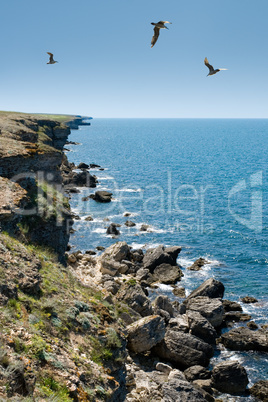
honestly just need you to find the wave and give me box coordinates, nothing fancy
[116,188,143,193]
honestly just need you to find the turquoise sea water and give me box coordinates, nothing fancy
[66,119,267,395]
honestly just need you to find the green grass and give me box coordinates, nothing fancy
[0,110,76,123]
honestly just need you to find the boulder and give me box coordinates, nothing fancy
[241,296,258,304]
[156,362,173,374]
[173,287,186,298]
[140,224,150,231]
[165,246,182,262]
[162,370,207,402]
[153,263,183,284]
[127,315,165,353]
[117,283,153,317]
[100,258,128,276]
[67,171,97,187]
[223,311,251,325]
[77,162,89,169]
[130,249,144,263]
[99,243,131,275]
[187,258,209,271]
[247,321,258,330]
[135,268,154,286]
[220,326,268,352]
[249,380,268,401]
[125,220,136,227]
[186,310,217,344]
[211,360,249,394]
[101,242,130,262]
[222,299,242,312]
[153,329,214,369]
[169,315,189,333]
[186,278,225,300]
[106,223,120,235]
[184,365,211,382]
[143,245,177,272]
[185,296,224,328]
[84,216,93,221]
[90,190,112,203]
[153,295,174,317]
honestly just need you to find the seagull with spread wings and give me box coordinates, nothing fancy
[204,57,227,76]
[151,21,172,48]
[47,52,58,64]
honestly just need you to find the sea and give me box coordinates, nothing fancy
[66,118,267,400]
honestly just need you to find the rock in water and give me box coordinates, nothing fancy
[211,360,249,394]
[90,190,113,203]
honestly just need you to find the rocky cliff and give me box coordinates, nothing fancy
[0,112,73,259]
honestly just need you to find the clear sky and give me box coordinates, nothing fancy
[1,0,268,118]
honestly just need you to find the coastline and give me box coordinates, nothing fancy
[0,113,266,401]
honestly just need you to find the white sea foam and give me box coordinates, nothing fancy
[92,228,106,234]
[97,175,114,180]
[116,188,143,193]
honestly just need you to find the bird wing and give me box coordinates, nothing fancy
[204,57,214,73]
[159,21,172,24]
[47,52,54,62]
[151,26,160,47]
[219,68,228,71]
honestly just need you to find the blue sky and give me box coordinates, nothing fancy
[1,0,268,118]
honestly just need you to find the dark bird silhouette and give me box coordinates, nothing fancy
[204,57,227,76]
[47,52,58,64]
[151,21,172,48]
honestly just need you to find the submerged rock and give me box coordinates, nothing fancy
[187,257,209,271]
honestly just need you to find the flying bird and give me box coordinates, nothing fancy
[151,21,172,48]
[204,57,227,76]
[47,52,58,64]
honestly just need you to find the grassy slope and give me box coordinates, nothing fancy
[0,233,126,401]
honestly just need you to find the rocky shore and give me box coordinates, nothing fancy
[0,112,267,401]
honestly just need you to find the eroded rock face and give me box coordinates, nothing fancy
[153,329,214,369]
[221,326,268,352]
[185,296,224,328]
[127,315,165,353]
[211,360,249,394]
[186,278,225,300]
